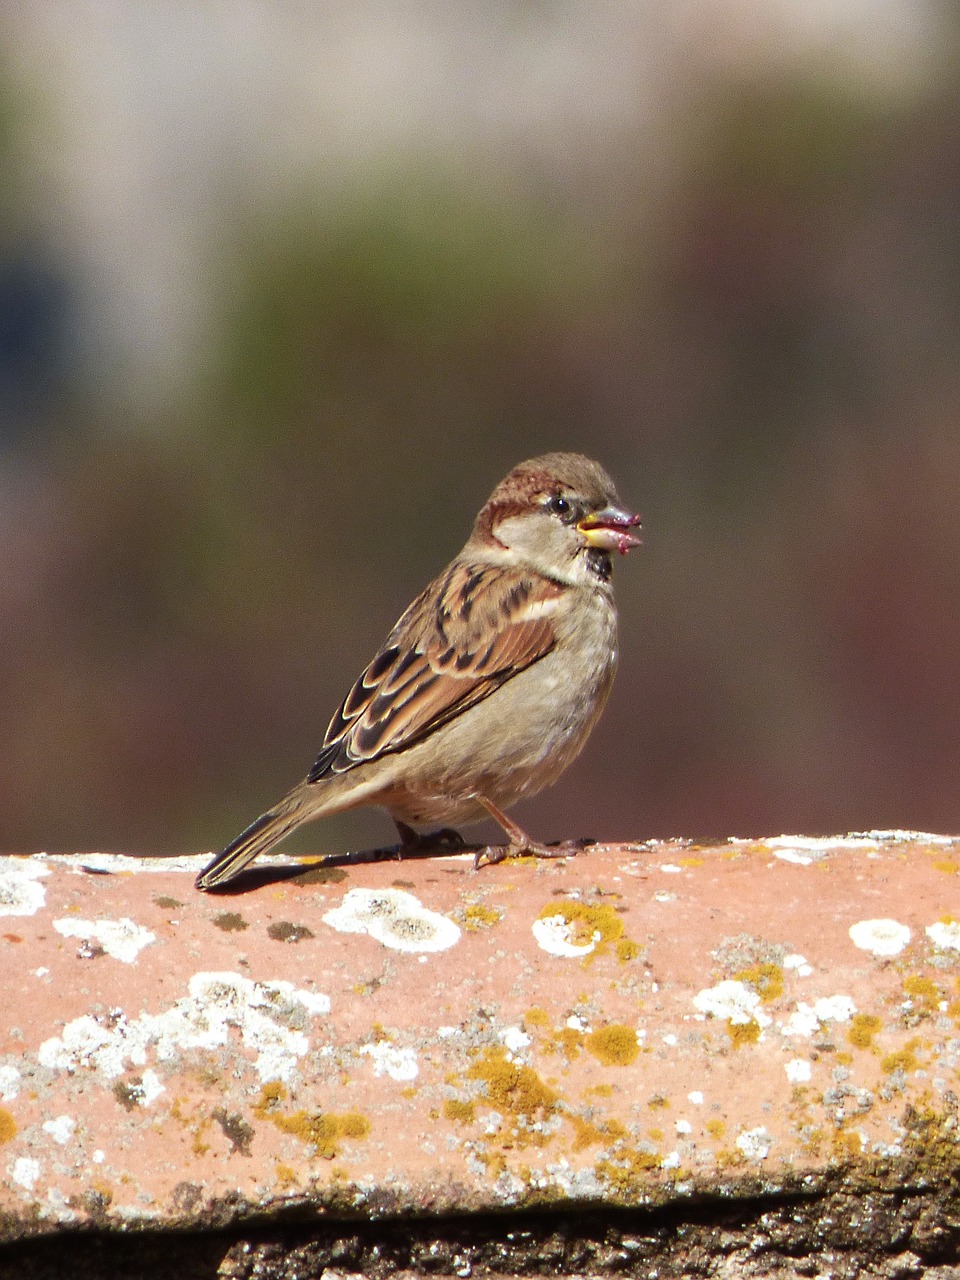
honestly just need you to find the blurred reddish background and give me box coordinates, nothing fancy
[0,5,958,856]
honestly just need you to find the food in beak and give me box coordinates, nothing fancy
[577,505,643,556]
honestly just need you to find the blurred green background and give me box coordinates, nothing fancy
[1,4,958,856]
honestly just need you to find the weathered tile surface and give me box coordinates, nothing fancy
[1,832,958,1241]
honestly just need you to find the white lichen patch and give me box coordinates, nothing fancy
[499,1025,532,1062]
[45,853,212,875]
[766,834,878,852]
[849,918,911,956]
[736,1127,772,1161]
[531,914,596,957]
[42,1115,76,1145]
[767,841,830,865]
[11,1157,41,1191]
[852,829,954,845]
[783,953,813,977]
[780,995,856,1037]
[0,858,49,917]
[322,888,461,953]
[692,980,771,1028]
[53,916,156,963]
[135,1068,166,1106]
[359,1041,419,1081]
[38,971,331,1084]
[0,1064,21,1100]
[785,1058,812,1083]
[926,921,960,952]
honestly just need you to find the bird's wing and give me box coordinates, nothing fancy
[307,561,563,781]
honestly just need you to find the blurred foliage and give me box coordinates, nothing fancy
[217,174,596,420]
[200,172,609,573]
[1,45,960,854]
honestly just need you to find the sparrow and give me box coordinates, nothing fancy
[195,452,641,890]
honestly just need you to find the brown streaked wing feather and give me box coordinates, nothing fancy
[308,564,562,781]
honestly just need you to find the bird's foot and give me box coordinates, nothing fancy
[472,795,592,869]
[393,821,466,860]
[474,837,589,870]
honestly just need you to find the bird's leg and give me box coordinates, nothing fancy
[393,820,465,859]
[474,798,581,869]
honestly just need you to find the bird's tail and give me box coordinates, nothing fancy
[195,803,304,891]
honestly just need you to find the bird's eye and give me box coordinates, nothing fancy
[545,493,573,520]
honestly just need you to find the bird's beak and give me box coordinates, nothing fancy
[577,504,643,556]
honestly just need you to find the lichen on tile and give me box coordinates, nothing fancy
[322,888,461,953]
[849,919,911,956]
[38,971,331,1084]
[0,859,49,917]
[53,916,156,963]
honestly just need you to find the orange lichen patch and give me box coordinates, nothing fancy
[584,1083,614,1099]
[647,1095,670,1110]
[458,901,503,930]
[567,1113,626,1153]
[932,860,960,876]
[254,1082,370,1159]
[830,1128,864,1160]
[847,1013,883,1050]
[733,962,785,1004]
[527,1010,586,1061]
[465,1047,558,1148]
[706,1119,726,1139]
[443,1099,476,1125]
[274,1163,298,1187]
[255,1082,286,1112]
[169,1097,213,1157]
[594,1134,661,1195]
[553,1027,585,1058]
[585,1024,640,1067]
[524,1006,551,1029]
[535,900,636,963]
[466,1047,557,1119]
[902,975,941,1015]
[725,843,770,859]
[272,1109,370,1159]
[0,1109,16,1144]
[727,1019,762,1048]
[881,1036,922,1075]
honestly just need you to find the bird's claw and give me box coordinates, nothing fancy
[474,839,584,870]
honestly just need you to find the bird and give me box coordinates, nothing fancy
[195,452,641,890]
